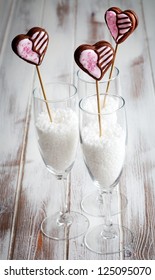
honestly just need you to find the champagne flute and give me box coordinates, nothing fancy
[33,82,89,240]
[77,67,127,217]
[79,93,133,254]
[77,66,121,100]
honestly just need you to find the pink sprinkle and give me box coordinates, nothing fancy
[17,38,39,64]
[106,11,118,39]
[81,51,96,71]
[79,49,101,79]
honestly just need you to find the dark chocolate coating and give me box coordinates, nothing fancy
[105,7,138,44]
[11,27,49,65]
[74,41,114,81]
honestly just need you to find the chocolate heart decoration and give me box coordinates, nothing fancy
[11,27,49,65]
[105,7,138,44]
[74,41,114,81]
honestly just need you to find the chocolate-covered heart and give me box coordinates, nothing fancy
[105,7,138,44]
[74,41,114,80]
[11,27,49,65]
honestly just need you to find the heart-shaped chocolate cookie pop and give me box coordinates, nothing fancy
[105,7,138,44]
[11,27,49,65]
[74,41,114,81]
[12,27,52,122]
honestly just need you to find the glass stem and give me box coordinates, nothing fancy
[104,190,112,227]
[102,190,116,239]
[57,174,72,226]
[60,175,69,215]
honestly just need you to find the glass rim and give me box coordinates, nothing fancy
[33,82,77,103]
[77,66,119,84]
[79,93,125,116]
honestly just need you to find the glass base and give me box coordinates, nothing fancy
[81,190,127,217]
[41,211,89,240]
[84,224,133,255]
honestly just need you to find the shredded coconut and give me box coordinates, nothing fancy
[36,108,79,173]
[81,96,125,187]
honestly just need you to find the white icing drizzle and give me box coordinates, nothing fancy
[36,34,48,51]
[39,41,48,53]
[96,46,113,71]
[97,46,107,53]
[99,50,113,64]
[116,13,133,42]
[34,31,45,46]
[30,30,48,59]
[31,32,39,40]
[117,18,130,23]
[101,54,113,68]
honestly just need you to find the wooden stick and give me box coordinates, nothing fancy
[103,44,118,107]
[36,65,52,122]
[96,80,102,137]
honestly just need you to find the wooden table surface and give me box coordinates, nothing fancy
[0,0,155,260]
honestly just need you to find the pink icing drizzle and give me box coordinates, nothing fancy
[17,38,39,64]
[106,11,132,42]
[106,11,118,39]
[79,49,101,79]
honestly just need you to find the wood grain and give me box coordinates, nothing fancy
[0,0,155,260]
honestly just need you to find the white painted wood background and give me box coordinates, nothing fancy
[0,0,155,260]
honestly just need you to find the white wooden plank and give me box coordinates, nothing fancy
[12,0,80,259]
[0,0,45,259]
[142,0,155,87]
[0,0,155,260]
[71,0,121,260]
[72,0,155,259]
[39,0,78,83]
[109,0,155,259]
[0,0,13,53]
